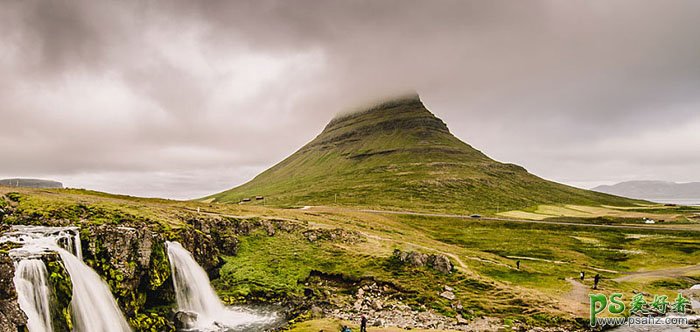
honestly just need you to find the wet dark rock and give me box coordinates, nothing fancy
[174,310,197,330]
[0,255,28,330]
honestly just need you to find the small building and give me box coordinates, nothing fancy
[241,198,251,202]
[255,196,264,200]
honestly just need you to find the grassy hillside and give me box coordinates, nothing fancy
[3,187,699,331]
[207,95,642,213]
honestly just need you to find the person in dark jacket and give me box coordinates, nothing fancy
[593,274,601,289]
[580,271,585,281]
[360,315,368,332]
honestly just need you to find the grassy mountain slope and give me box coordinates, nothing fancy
[208,94,640,213]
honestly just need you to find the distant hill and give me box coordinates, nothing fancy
[593,181,700,203]
[0,178,63,189]
[206,94,640,213]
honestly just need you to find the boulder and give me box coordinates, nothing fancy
[174,310,198,330]
[440,291,456,300]
[456,314,469,325]
[428,255,453,274]
[310,305,323,318]
[303,228,364,243]
[353,299,363,311]
[407,252,429,267]
[392,250,453,274]
[263,221,276,236]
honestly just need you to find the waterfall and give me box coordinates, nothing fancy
[14,259,53,332]
[57,247,132,332]
[166,241,274,329]
[1,226,131,332]
[73,231,83,261]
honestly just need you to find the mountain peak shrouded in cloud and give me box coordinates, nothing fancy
[1,1,699,198]
[331,91,421,119]
[206,94,638,212]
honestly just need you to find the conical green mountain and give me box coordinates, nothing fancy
[208,94,637,213]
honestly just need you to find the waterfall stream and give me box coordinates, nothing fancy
[13,259,53,332]
[166,241,278,330]
[1,226,131,332]
[58,247,132,332]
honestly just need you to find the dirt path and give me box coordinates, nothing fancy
[562,278,590,315]
[506,255,568,265]
[614,264,700,282]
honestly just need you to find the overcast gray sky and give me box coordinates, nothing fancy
[1,0,699,199]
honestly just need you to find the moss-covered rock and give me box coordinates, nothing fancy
[4,192,21,203]
[43,254,72,332]
[128,312,174,332]
[148,241,171,290]
[79,222,217,331]
[83,224,160,315]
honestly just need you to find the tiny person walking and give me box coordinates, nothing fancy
[360,315,367,332]
[580,271,585,281]
[516,260,520,270]
[593,274,601,290]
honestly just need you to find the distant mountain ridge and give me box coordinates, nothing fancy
[207,94,640,213]
[593,180,700,201]
[0,178,63,189]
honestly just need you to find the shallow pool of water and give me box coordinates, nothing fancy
[179,304,286,332]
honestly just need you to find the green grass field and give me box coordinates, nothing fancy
[2,184,699,329]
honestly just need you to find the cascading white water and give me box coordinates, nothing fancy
[1,226,131,332]
[166,241,276,329]
[73,231,83,261]
[13,259,53,332]
[57,247,132,332]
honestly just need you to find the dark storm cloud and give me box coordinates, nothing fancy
[1,0,699,198]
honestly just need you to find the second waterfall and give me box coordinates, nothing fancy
[166,241,277,330]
